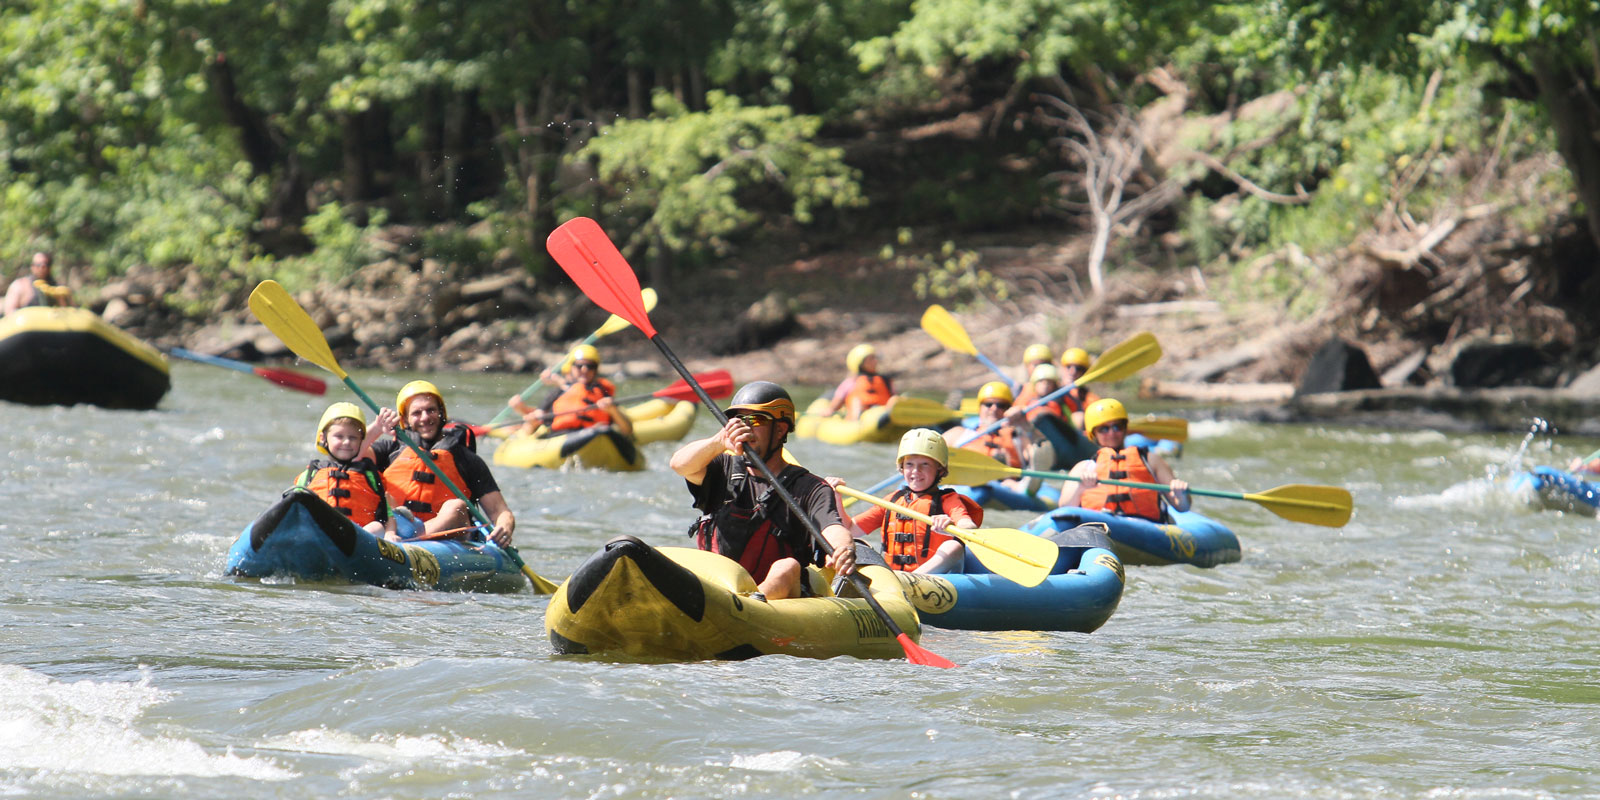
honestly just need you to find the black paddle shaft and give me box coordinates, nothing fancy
[648,338,911,634]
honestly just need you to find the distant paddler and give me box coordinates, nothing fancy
[1012,343,1055,404]
[823,343,899,421]
[671,381,857,600]
[3,251,74,315]
[507,344,633,438]
[943,381,1041,494]
[1059,397,1188,522]
[374,380,517,546]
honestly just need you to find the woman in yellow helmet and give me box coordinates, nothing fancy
[845,428,983,574]
[942,381,1039,478]
[823,343,897,421]
[1057,347,1100,427]
[507,344,633,438]
[373,380,518,546]
[294,402,397,537]
[1059,397,1187,522]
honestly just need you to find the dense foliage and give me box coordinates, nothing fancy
[0,0,1586,303]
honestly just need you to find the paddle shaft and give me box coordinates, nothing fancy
[647,339,927,648]
[170,347,326,395]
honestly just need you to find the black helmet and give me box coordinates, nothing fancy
[727,381,795,424]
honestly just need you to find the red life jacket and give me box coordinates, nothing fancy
[1062,386,1099,414]
[381,424,475,521]
[845,373,893,410]
[1080,445,1165,521]
[297,458,386,526]
[550,378,617,431]
[879,487,984,571]
[959,425,1023,468]
[1026,398,1066,423]
[690,463,814,584]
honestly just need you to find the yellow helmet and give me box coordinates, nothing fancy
[1023,343,1054,365]
[846,344,877,374]
[1030,363,1061,384]
[396,380,447,425]
[1060,347,1091,369]
[569,343,601,367]
[897,427,949,470]
[977,381,1014,405]
[315,401,367,454]
[1084,397,1128,435]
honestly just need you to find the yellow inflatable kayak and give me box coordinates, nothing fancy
[794,397,906,445]
[0,307,169,409]
[546,536,924,661]
[491,399,694,471]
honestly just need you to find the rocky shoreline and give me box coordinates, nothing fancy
[77,228,1600,437]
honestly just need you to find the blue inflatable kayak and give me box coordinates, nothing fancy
[956,481,1060,512]
[1510,466,1600,513]
[1022,506,1241,568]
[888,523,1124,632]
[226,490,528,592]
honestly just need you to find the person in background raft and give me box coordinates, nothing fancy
[374,380,516,546]
[294,402,398,538]
[1059,398,1188,522]
[824,344,897,421]
[507,344,633,438]
[1013,343,1055,407]
[1568,448,1600,475]
[944,380,1041,494]
[4,252,73,315]
[671,381,856,600]
[846,428,982,574]
[1020,363,1067,424]
[1057,347,1100,429]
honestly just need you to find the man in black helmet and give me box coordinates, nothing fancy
[670,381,857,600]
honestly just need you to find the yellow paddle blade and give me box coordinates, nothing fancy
[887,397,962,427]
[958,397,979,416]
[1242,484,1354,527]
[921,304,978,356]
[520,563,561,594]
[1129,416,1188,443]
[943,447,1023,487]
[955,527,1059,587]
[1076,332,1160,386]
[248,280,349,380]
[594,287,657,338]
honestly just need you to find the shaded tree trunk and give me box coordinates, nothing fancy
[1529,48,1600,253]
[207,51,306,224]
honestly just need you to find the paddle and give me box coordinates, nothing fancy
[834,485,1057,587]
[247,280,560,594]
[484,288,659,429]
[547,216,955,669]
[921,304,1015,390]
[1128,416,1188,443]
[853,331,1163,500]
[169,347,328,396]
[943,447,1353,527]
[886,396,963,428]
[472,369,734,434]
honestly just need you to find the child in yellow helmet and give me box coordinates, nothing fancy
[845,428,982,574]
[294,402,398,537]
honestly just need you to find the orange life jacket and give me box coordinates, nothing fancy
[382,425,475,521]
[297,459,386,526]
[1061,386,1098,414]
[959,425,1023,468]
[1026,397,1066,423]
[1014,383,1038,408]
[1080,445,1164,521]
[690,463,814,584]
[846,373,893,410]
[878,487,984,571]
[550,378,617,431]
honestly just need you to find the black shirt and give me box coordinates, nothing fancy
[372,430,500,500]
[688,453,842,557]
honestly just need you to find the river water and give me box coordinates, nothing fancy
[3,365,1597,798]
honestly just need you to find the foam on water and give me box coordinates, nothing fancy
[0,665,295,782]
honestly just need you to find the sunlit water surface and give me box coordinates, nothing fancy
[3,367,1597,798]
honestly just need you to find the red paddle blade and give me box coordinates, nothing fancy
[254,367,327,395]
[656,369,734,402]
[899,634,956,668]
[547,218,657,338]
